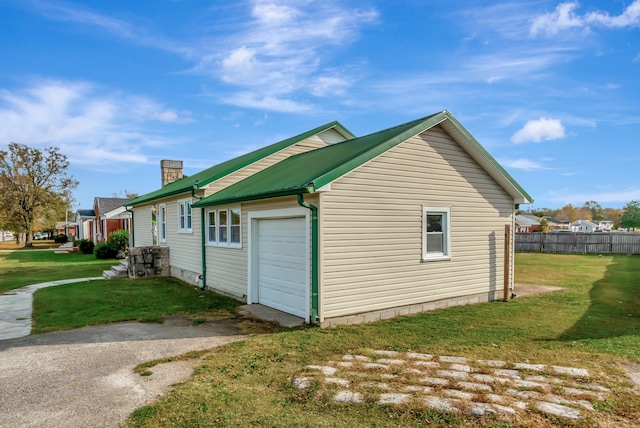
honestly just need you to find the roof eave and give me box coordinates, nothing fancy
[192,186,314,208]
[439,112,533,205]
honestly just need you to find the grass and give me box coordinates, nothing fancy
[0,249,117,293]
[122,253,640,428]
[0,239,61,250]
[32,278,242,333]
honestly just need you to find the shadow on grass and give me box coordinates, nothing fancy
[558,255,640,341]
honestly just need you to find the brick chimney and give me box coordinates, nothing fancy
[161,160,183,186]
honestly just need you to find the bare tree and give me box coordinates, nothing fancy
[0,143,78,247]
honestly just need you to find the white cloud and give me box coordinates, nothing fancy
[511,117,566,144]
[221,92,313,113]
[530,2,584,36]
[500,158,547,171]
[531,1,640,37]
[0,80,189,165]
[206,0,378,111]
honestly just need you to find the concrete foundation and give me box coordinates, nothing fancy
[319,291,494,328]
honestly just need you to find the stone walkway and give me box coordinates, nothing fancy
[294,351,613,422]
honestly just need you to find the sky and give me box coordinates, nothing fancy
[1,0,639,212]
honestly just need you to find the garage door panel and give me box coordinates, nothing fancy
[256,217,307,318]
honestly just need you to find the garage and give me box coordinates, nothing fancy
[255,217,308,319]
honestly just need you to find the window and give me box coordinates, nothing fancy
[178,200,192,233]
[218,210,228,243]
[207,211,216,243]
[159,204,167,242]
[206,208,241,247]
[422,207,451,261]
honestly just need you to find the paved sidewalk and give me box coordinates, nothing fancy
[0,277,103,340]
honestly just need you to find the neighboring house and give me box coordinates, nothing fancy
[55,217,77,239]
[0,230,14,242]
[93,197,133,243]
[75,209,96,241]
[571,219,598,233]
[515,215,541,233]
[128,111,532,326]
[543,216,570,230]
[598,220,614,231]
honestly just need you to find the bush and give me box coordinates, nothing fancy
[54,234,68,243]
[73,239,82,246]
[108,229,130,251]
[94,243,118,259]
[78,239,95,255]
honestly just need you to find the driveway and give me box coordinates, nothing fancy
[0,316,244,428]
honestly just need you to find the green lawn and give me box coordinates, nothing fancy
[32,278,241,333]
[123,253,640,428]
[0,250,117,293]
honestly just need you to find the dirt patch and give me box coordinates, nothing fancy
[514,283,565,298]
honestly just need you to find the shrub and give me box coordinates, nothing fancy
[54,234,68,243]
[78,239,95,255]
[73,239,82,246]
[108,229,130,251]
[94,243,118,259]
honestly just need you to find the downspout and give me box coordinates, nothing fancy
[297,194,319,323]
[192,186,206,290]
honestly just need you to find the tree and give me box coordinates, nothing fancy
[584,201,604,221]
[112,190,139,199]
[619,200,640,230]
[539,217,550,233]
[0,143,78,247]
[555,204,579,222]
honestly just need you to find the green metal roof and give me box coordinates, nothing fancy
[127,121,355,206]
[192,111,532,208]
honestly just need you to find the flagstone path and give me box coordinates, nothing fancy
[294,350,614,422]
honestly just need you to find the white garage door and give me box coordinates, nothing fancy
[256,217,307,318]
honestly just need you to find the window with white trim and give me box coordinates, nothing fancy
[159,204,167,242]
[206,208,241,247]
[178,200,192,233]
[422,207,451,261]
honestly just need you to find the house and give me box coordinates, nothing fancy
[543,216,570,230]
[75,209,96,241]
[128,111,532,326]
[93,197,133,243]
[597,220,614,231]
[55,217,77,239]
[571,219,598,233]
[515,215,541,233]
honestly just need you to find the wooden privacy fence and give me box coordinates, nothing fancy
[515,232,640,255]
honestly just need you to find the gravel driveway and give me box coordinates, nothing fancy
[0,317,244,428]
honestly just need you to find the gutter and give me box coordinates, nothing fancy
[297,194,319,323]
[191,186,206,290]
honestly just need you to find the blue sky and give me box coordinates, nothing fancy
[1,0,639,211]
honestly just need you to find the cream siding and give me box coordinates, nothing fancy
[319,126,515,319]
[132,205,154,247]
[204,135,335,196]
[164,197,201,275]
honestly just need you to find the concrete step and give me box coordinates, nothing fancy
[103,262,129,279]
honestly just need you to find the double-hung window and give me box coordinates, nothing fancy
[178,200,192,233]
[206,208,241,247]
[422,207,451,261]
[159,204,167,242]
